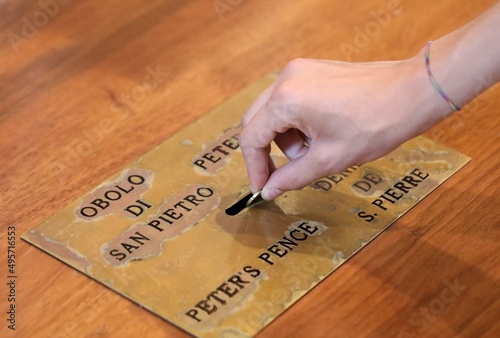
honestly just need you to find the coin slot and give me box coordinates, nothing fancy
[225,192,253,216]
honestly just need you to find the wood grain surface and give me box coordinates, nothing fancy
[1,0,499,337]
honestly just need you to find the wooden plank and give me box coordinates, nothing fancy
[21,73,470,337]
[1,0,499,337]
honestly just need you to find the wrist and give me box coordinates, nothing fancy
[416,4,500,115]
[409,42,460,121]
[400,50,452,132]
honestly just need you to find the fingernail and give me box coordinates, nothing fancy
[262,187,283,201]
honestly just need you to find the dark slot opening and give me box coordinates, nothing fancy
[225,192,253,216]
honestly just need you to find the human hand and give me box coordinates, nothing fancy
[239,55,449,200]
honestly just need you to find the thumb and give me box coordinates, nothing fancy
[261,147,333,200]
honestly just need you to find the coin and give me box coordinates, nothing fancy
[246,190,263,207]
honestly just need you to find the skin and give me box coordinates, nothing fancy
[239,2,500,201]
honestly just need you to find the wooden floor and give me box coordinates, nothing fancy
[1,0,499,337]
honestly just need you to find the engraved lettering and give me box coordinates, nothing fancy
[258,221,327,266]
[103,184,220,265]
[310,166,359,191]
[192,126,242,174]
[77,168,154,221]
[104,190,121,201]
[185,266,261,324]
[371,168,429,212]
[352,171,383,194]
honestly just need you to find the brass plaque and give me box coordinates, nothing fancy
[23,74,470,337]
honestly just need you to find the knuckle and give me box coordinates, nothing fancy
[238,128,252,149]
[282,58,309,74]
[241,113,251,126]
[269,81,302,119]
[271,80,295,103]
[239,127,272,152]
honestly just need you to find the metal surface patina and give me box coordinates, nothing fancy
[23,74,470,337]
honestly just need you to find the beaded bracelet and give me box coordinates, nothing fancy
[425,41,461,112]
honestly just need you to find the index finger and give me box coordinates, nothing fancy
[239,106,292,191]
[242,82,277,126]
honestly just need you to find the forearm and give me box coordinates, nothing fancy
[422,2,500,115]
[239,3,500,200]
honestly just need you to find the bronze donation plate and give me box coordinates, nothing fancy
[23,73,470,337]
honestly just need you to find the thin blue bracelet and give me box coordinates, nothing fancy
[425,41,461,112]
